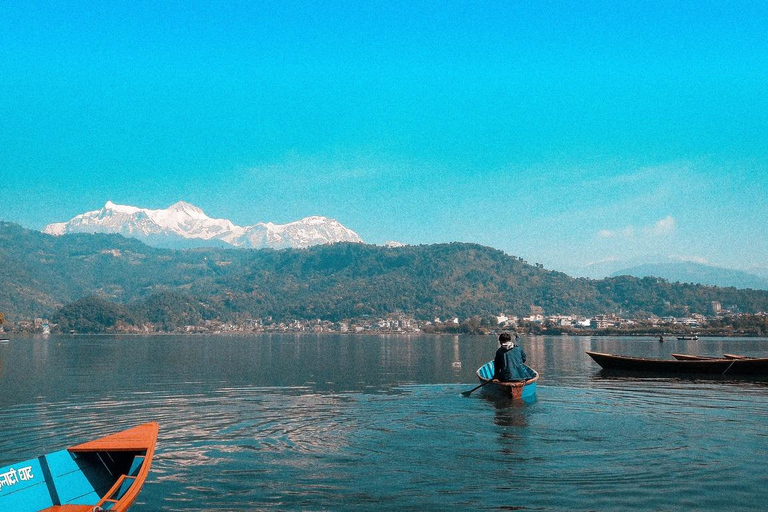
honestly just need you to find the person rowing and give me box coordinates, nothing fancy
[494,333,535,381]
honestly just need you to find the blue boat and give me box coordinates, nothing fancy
[0,422,158,512]
[474,361,539,401]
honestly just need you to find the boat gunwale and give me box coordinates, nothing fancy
[476,371,540,388]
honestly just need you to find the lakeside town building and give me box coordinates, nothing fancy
[5,309,767,336]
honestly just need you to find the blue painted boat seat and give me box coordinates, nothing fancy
[45,450,103,505]
[129,456,145,477]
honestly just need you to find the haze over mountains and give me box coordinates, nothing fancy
[573,257,768,291]
[610,262,768,291]
[44,201,363,250]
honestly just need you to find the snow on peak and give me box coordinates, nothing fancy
[167,201,207,218]
[44,222,67,236]
[103,201,141,214]
[43,201,363,250]
[296,215,332,225]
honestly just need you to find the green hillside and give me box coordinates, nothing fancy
[2,222,768,331]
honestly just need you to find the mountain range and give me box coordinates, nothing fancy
[610,262,768,291]
[43,202,768,292]
[44,201,363,250]
[573,257,768,291]
[3,221,768,327]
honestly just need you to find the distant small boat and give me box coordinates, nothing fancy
[587,351,768,376]
[0,338,9,343]
[677,335,699,340]
[0,422,158,511]
[474,361,539,401]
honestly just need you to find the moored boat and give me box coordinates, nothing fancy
[677,335,699,340]
[587,351,768,376]
[0,422,158,512]
[474,361,539,401]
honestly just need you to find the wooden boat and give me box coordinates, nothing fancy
[474,361,539,400]
[0,422,158,512]
[587,351,768,375]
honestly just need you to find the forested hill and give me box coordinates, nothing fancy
[2,221,768,327]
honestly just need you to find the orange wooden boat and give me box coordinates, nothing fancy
[0,422,158,512]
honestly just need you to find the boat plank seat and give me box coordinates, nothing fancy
[45,450,107,505]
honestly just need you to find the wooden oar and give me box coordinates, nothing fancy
[462,379,493,397]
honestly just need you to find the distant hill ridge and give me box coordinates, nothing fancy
[611,262,768,290]
[43,201,362,249]
[2,222,768,324]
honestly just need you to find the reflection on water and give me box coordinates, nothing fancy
[1,334,767,511]
[491,399,529,428]
[593,369,768,387]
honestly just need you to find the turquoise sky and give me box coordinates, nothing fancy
[1,1,767,276]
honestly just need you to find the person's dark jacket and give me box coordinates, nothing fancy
[494,342,535,381]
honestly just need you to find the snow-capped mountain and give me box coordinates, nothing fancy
[44,201,363,249]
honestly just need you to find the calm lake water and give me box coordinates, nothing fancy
[1,334,768,511]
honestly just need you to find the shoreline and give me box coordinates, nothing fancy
[4,331,767,338]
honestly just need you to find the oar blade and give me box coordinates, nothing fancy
[461,380,490,397]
